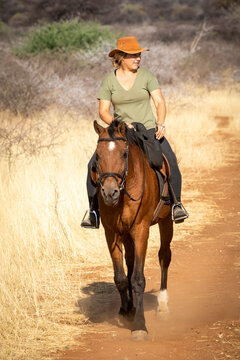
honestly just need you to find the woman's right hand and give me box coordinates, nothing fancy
[155,123,165,140]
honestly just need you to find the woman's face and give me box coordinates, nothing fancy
[121,53,141,71]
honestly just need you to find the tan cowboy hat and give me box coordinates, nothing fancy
[108,36,149,57]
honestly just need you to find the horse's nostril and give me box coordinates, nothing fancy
[101,186,119,204]
[112,189,118,197]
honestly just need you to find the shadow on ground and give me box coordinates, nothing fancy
[75,281,158,330]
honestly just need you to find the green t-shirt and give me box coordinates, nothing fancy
[97,68,160,130]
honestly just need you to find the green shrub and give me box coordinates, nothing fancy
[0,20,9,34]
[14,20,114,57]
[121,3,145,15]
[8,12,29,26]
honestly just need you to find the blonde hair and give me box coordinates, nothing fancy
[112,51,126,68]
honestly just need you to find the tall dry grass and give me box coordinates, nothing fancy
[166,86,240,169]
[0,88,239,360]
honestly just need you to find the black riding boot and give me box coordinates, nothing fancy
[168,182,189,224]
[158,135,189,224]
[81,153,100,229]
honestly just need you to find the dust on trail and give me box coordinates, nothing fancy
[58,119,240,360]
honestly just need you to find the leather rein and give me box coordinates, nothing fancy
[96,136,145,202]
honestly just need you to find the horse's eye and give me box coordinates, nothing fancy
[123,152,127,159]
[96,153,99,161]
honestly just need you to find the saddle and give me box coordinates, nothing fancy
[151,154,171,224]
[132,122,163,169]
[131,123,171,221]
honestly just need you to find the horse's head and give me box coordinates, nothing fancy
[93,120,129,206]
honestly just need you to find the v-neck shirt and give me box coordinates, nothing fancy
[97,68,160,130]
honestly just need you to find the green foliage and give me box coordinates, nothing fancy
[0,20,9,34]
[14,20,114,57]
[8,12,29,26]
[121,3,145,15]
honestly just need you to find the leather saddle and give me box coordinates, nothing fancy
[151,154,171,223]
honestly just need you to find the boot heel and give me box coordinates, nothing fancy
[81,210,99,229]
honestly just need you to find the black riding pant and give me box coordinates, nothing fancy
[86,134,182,208]
[148,129,182,203]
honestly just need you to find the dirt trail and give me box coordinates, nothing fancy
[58,123,240,360]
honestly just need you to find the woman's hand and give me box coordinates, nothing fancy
[155,123,165,140]
[125,122,135,130]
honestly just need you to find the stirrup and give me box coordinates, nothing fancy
[171,202,189,224]
[81,209,99,229]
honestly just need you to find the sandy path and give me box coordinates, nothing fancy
[58,125,240,360]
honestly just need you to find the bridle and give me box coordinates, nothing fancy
[97,137,128,191]
[96,136,145,202]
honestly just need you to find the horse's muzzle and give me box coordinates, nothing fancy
[101,180,120,206]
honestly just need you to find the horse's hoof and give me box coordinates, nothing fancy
[131,330,148,341]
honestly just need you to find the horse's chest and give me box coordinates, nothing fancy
[101,207,131,232]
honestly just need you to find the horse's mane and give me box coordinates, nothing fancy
[107,119,144,152]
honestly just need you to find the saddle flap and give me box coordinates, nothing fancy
[160,154,171,181]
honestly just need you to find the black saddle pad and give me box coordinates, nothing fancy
[132,122,163,169]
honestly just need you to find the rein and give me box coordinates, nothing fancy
[96,136,145,202]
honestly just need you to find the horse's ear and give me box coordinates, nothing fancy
[118,122,126,137]
[94,120,104,135]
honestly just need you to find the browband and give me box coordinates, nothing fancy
[98,137,127,143]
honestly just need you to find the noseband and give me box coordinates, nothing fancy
[96,136,145,202]
[96,137,129,191]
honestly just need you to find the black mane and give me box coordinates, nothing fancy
[107,119,144,151]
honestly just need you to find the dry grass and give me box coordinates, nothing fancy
[165,86,240,169]
[0,87,239,360]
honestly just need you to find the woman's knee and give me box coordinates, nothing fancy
[88,152,96,171]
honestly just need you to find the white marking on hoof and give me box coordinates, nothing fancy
[131,330,148,341]
[157,289,169,313]
[108,141,115,151]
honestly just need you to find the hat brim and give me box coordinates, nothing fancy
[108,48,149,57]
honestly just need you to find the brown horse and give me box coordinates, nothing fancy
[92,119,173,341]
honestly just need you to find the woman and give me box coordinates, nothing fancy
[81,36,188,228]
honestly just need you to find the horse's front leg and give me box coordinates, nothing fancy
[131,226,149,340]
[157,214,173,315]
[123,235,135,314]
[105,229,129,315]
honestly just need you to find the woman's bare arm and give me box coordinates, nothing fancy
[151,88,166,140]
[99,99,114,125]
[99,99,134,129]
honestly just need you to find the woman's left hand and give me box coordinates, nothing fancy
[125,122,135,130]
[155,123,165,140]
